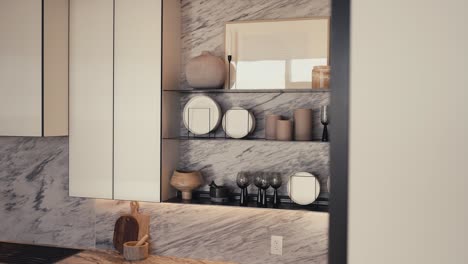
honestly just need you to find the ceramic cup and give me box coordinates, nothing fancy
[276,120,293,141]
[265,114,282,140]
[294,109,313,141]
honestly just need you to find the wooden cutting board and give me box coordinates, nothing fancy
[130,201,150,240]
[113,215,139,254]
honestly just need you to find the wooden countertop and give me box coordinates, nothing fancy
[57,249,237,264]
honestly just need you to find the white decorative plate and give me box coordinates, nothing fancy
[221,107,255,139]
[183,96,221,135]
[287,172,321,205]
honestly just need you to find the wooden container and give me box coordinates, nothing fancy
[276,120,293,141]
[312,66,330,89]
[170,170,203,200]
[123,241,149,261]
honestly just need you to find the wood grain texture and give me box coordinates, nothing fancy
[130,202,150,241]
[113,216,139,254]
[123,241,149,261]
[58,249,237,264]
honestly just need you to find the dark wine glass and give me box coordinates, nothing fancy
[236,172,250,206]
[270,172,282,208]
[258,173,271,207]
[253,173,263,207]
[321,105,329,142]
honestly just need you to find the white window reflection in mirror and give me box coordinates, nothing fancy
[225,18,330,90]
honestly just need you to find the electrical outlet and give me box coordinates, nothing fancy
[271,235,283,255]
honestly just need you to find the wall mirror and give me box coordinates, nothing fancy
[225,17,330,90]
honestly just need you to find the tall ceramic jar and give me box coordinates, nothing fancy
[186,51,226,89]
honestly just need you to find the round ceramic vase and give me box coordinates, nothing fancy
[186,51,226,89]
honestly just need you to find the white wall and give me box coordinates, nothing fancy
[348,0,468,263]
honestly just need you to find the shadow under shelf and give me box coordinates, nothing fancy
[162,137,329,143]
[163,88,330,94]
[163,191,329,212]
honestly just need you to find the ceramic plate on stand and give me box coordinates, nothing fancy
[183,95,221,135]
[287,172,320,205]
[221,107,255,139]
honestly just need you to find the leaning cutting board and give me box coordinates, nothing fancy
[113,215,139,254]
[130,201,150,240]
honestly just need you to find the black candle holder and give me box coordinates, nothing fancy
[227,55,232,89]
[321,105,329,142]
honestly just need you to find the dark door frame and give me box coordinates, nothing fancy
[329,0,350,263]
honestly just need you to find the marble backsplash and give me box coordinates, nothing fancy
[180,0,330,89]
[178,140,330,196]
[0,137,95,249]
[0,137,328,264]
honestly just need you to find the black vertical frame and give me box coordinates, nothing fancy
[329,0,350,264]
[159,0,164,202]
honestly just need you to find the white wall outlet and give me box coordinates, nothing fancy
[271,235,283,255]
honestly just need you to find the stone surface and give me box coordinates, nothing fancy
[0,137,95,249]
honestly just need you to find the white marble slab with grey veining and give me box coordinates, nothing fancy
[0,137,95,249]
[178,140,330,196]
[95,200,328,264]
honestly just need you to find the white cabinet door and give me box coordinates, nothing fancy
[69,0,114,199]
[0,0,42,136]
[113,0,162,202]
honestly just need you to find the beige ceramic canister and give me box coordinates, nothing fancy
[186,51,226,89]
[276,120,293,141]
[294,109,313,141]
[265,114,282,140]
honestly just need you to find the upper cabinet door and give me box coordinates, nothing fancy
[69,0,114,199]
[0,0,68,137]
[0,0,42,136]
[113,0,162,202]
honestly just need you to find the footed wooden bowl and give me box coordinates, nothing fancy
[170,170,203,200]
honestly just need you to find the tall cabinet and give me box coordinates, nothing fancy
[69,0,180,201]
[0,0,68,137]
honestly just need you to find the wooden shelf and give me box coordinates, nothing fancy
[163,88,330,94]
[164,191,329,212]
